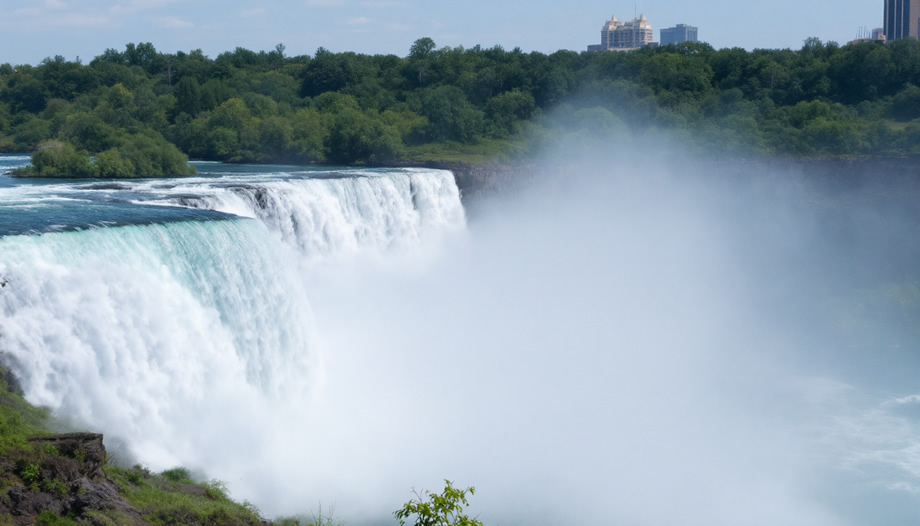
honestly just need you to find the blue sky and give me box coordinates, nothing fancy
[1,0,881,66]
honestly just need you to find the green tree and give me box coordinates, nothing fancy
[394,481,482,526]
[640,53,713,102]
[25,141,96,177]
[37,56,99,101]
[60,112,119,153]
[828,42,893,103]
[417,86,484,142]
[175,76,202,116]
[534,67,573,106]
[289,107,327,162]
[94,148,135,178]
[890,83,920,121]
[409,38,436,60]
[325,108,403,164]
[124,42,164,74]
[116,133,196,176]
[300,48,357,97]
[259,116,293,159]
[209,97,251,130]
[6,75,47,113]
[12,116,54,150]
[205,126,239,159]
[485,89,535,137]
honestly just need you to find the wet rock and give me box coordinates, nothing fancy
[28,432,105,478]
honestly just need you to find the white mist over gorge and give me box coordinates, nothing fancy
[0,154,919,525]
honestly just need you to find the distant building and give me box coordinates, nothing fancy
[660,24,699,46]
[884,0,920,41]
[848,26,887,45]
[588,14,655,52]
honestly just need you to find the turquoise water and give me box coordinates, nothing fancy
[0,155,231,235]
[0,154,453,238]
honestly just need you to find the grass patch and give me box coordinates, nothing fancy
[107,464,264,525]
[0,370,52,454]
[34,511,80,526]
[883,119,911,132]
[403,137,524,163]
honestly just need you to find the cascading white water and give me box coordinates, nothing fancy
[0,167,471,513]
[155,169,466,259]
[0,219,316,465]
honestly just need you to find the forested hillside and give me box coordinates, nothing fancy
[2,37,920,174]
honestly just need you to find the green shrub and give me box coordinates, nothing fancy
[394,480,483,526]
[34,511,79,526]
[160,466,191,482]
[94,149,136,178]
[24,141,95,177]
[18,463,40,486]
[116,133,196,177]
[274,503,342,526]
[41,477,68,497]
[204,479,228,501]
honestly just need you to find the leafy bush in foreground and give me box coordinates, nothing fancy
[395,480,483,526]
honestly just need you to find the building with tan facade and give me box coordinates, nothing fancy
[588,14,654,52]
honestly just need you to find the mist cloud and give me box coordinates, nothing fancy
[3,148,918,525]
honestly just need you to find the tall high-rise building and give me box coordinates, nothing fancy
[884,0,920,40]
[660,24,699,45]
[587,14,654,51]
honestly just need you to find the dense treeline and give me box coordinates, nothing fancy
[3,37,920,173]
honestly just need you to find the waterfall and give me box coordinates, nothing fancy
[0,219,316,465]
[1,158,919,524]
[154,169,466,259]
[0,165,469,498]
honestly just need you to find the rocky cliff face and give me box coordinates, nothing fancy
[378,161,540,201]
[0,433,144,525]
[422,161,539,200]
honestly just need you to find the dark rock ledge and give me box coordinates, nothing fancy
[0,433,145,526]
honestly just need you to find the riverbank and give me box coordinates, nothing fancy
[376,155,920,203]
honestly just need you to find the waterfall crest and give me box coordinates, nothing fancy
[158,169,466,259]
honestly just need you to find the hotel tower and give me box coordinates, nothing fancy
[885,0,920,40]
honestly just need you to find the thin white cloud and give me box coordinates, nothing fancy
[110,0,181,15]
[887,481,920,494]
[12,7,44,17]
[358,0,410,7]
[127,0,179,9]
[15,11,111,28]
[385,22,413,31]
[241,8,267,17]
[7,4,112,31]
[347,16,372,25]
[306,0,345,6]
[57,13,110,27]
[891,394,920,406]
[153,15,194,28]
